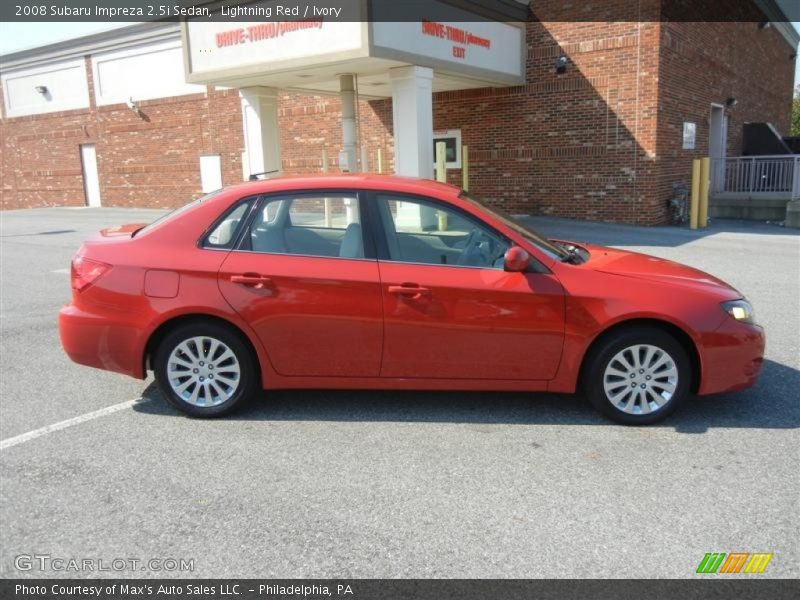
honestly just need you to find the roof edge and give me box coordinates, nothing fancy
[755,0,800,49]
[0,22,181,72]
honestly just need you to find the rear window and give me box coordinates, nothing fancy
[133,190,222,237]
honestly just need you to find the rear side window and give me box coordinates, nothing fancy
[287,196,360,229]
[203,201,252,249]
[246,194,365,259]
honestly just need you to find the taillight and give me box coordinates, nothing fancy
[71,256,111,291]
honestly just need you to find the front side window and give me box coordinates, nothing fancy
[376,195,509,268]
[247,194,364,259]
[459,192,570,262]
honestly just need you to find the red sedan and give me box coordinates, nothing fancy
[59,175,764,424]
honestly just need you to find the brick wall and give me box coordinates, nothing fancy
[0,60,244,210]
[433,9,664,223]
[275,1,669,223]
[0,69,90,210]
[272,3,793,224]
[1,2,795,224]
[277,92,393,175]
[0,81,393,209]
[655,18,795,210]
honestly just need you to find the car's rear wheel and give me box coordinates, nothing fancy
[154,321,259,417]
[583,327,691,425]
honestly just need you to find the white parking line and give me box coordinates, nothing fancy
[0,397,152,451]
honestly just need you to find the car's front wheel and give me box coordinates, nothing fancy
[154,321,259,417]
[583,327,691,425]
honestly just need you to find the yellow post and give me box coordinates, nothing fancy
[699,157,710,228]
[376,148,383,174]
[435,141,447,182]
[462,145,469,192]
[690,159,700,230]
[322,147,331,226]
[435,141,447,230]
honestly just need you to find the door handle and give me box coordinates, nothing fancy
[388,284,431,300]
[230,274,273,289]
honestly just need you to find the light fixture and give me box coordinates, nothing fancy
[34,85,48,95]
[726,97,738,108]
[791,52,797,61]
[555,55,568,74]
[126,96,139,113]
[758,21,771,30]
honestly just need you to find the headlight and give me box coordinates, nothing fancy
[721,299,755,325]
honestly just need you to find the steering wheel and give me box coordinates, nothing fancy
[458,228,490,266]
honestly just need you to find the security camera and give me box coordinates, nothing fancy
[555,55,568,74]
[35,85,48,95]
[126,97,139,113]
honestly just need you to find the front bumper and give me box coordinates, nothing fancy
[697,317,765,395]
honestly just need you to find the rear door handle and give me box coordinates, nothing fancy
[388,284,431,300]
[230,274,273,289]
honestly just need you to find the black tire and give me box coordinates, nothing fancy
[154,320,259,417]
[582,326,691,425]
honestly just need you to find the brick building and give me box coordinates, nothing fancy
[1,0,797,224]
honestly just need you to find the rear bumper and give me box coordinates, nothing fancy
[59,304,146,379]
[697,318,765,395]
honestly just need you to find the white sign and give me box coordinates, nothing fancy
[183,0,524,88]
[683,122,697,150]
[185,19,364,80]
[200,155,223,192]
[371,19,524,81]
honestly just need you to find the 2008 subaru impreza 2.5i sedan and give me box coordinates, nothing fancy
[58,175,765,425]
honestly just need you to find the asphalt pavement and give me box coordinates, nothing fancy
[0,207,798,578]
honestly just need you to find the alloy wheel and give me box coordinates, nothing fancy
[167,336,241,407]
[602,344,678,415]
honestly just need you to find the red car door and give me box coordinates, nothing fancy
[372,194,565,380]
[217,192,383,378]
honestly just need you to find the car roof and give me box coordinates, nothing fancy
[220,173,462,199]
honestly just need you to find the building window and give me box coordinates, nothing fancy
[433,129,462,168]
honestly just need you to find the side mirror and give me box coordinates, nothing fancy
[504,246,530,272]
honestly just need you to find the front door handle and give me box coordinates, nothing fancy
[388,284,431,300]
[230,274,273,289]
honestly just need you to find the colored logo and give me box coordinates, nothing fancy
[696,552,773,574]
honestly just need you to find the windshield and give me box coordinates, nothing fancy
[133,190,222,237]
[459,192,570,261]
